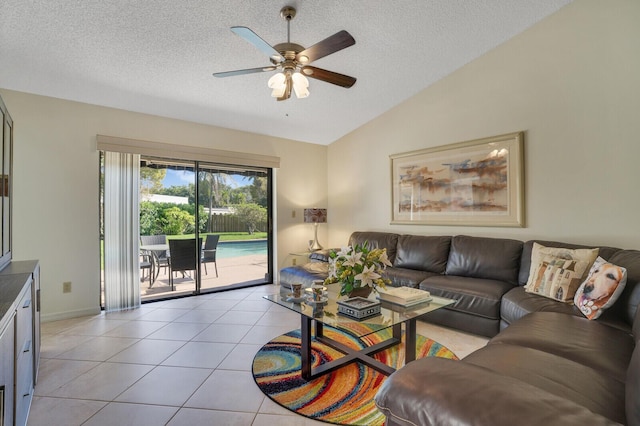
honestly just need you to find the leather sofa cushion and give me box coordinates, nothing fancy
[464,344,626,425]
[349,231,399,264]
[502,287,631,333]
[490,312,634,382]
[501,287,581,326]
[608,249,640,326]
[420,275,513,320]
[383,268,438,289]
[422,307,500,338]
[375,357,617,426]
[518,240,620,286]
[627,345,640,426]
[446,235,522,284]
[394,235,450,273]
[634,306,640,343]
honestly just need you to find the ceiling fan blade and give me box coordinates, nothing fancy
[231,26,282,62]
[301,66,356,88]
[213,66,277,78]
[296,30,355,64]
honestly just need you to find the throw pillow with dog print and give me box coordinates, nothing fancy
[574,256,627,320]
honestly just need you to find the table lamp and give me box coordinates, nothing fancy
[304,208,327,251]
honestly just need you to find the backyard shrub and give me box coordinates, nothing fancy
[233,203,267,234]
[161,207,195,235]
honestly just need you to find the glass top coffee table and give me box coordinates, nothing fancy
[264,284,455,381]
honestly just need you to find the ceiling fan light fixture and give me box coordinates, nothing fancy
[292,72,310,98]
[293,84,310,99]
[268,72,286,88]
[268,72,289,98]
[271,86,286,98]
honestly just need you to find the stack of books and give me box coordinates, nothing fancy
[377,287,432,306]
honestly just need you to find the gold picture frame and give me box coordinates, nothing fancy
[390,132,525,227]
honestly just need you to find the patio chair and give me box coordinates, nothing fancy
[168,238,202,291]
[202,234,220,277]
[140,234,169,279]
[139,251,154,287]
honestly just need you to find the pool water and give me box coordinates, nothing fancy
[217,240,267,259]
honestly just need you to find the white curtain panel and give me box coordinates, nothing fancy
[104,151,141,312]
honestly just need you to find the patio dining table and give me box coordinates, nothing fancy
[140,244,169,252]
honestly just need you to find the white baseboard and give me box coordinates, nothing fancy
[41,307,101,323]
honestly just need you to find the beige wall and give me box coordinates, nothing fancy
[328,0,640,250]
[0,90,328,320]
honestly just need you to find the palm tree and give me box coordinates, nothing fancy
[198,171,232,232]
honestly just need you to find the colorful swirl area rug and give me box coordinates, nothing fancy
[252,324,458,425]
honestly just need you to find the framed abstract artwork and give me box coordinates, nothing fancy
[390,132,525,227]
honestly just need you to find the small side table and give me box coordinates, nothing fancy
[288,251,312,266]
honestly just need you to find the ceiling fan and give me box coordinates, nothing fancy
[213,6,356,101]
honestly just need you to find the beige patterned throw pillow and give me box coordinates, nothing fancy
[525,243,599,302]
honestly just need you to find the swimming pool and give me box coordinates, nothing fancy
[217,240,268,259]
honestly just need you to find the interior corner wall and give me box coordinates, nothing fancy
[327,0,640,250]
[0,89,328,320]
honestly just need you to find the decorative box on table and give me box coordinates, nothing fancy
[337,297,381,320]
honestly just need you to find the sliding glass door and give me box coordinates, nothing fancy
[100,155,273,306]
[196,163,271,293]
[140,159,198,298]
[139,158,273,301]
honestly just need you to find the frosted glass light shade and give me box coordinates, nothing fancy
[292,72,309,98]
[293,84,309,98]
[268,72,286,88]
[271,86,286,98]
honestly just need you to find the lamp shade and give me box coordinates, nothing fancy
[304,208,327,223]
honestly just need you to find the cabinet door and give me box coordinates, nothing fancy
[15,281,33,426]
[0,315,15,426]
[31,265,40,384]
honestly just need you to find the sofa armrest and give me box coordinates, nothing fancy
[374,358,619,426]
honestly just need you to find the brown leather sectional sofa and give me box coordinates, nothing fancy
[279,231,640,425]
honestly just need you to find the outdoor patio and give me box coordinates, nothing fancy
[140,253,269,301]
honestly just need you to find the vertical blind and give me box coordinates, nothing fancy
[103,151,141,311]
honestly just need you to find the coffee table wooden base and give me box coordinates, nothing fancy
[300,316,417,381]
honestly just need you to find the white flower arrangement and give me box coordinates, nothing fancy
[324,242,392,296]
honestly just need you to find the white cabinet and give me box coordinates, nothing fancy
[31,265,40,384]
[0,261,40,426]
[14,279,33,426]
[0,314,15,426]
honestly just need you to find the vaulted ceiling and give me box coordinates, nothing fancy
[0,0,572,144]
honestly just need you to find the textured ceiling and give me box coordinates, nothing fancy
[0,0,572,145]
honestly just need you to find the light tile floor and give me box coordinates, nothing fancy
[29,284,488,426]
